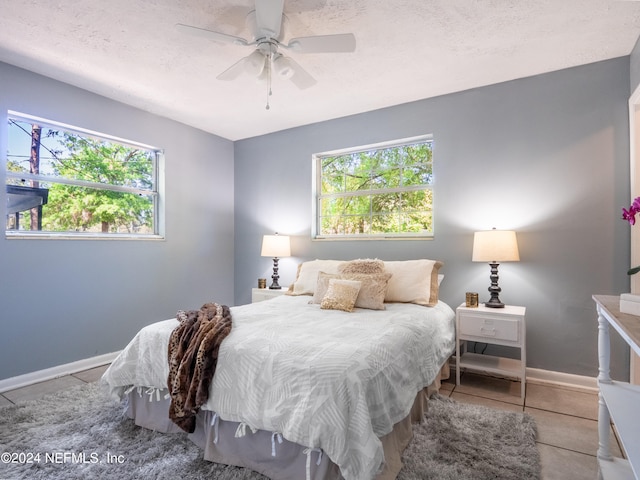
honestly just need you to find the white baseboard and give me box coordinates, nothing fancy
[448,357,598,393]
[0,351,121,393]
[525,367,598,393]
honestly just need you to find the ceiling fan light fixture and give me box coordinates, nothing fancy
[244,50,266,77]
[273,54,294,79]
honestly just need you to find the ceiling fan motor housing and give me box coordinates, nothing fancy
[246,9,287,43]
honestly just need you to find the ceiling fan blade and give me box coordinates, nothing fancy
[285,57,317,90]
[255,0,284,38]
[175,23,248,46]
[216,58,249,81]
[286,33,356,53]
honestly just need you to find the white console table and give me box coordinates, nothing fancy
[593,295,640,480]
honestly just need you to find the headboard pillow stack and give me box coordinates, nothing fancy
[288,258,443,309]
[311,260,392,310]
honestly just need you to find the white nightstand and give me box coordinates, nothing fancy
[455,303,526,399]
[251,288,288,303]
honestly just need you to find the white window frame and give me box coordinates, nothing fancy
[5,111,164,240]
[313,134,434,240]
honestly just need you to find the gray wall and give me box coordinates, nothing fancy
[0,55,633,382]
[235,57,631,379]
[0,62,235,380]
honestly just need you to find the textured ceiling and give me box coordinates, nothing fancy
[2,0,640,140]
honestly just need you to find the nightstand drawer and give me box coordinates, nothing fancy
[459,314,519,342]
[251,288,287,303]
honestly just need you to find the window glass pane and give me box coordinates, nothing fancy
[45,188,154,234]
[371,192,400,215]
[321,174,344,194]
[6,115,159,237]
[372,166,401,189]
[321,215,349,235]
[341,215,369,235]
[371,213,400,234]
[403,211,433,233]
[8,119,154,189]
[400,189,433,212]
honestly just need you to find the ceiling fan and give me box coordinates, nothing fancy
[175,0,356,108]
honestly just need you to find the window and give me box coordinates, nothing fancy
[5,112,162,238]
[314,135,433,239]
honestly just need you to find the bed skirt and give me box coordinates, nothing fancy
[123,363,449,480]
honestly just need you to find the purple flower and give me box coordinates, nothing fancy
[622,196,640,225]
[623,207,637,225]
[623,197,640,275]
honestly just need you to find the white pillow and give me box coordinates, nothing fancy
[383,259,443,307]
[287,260,344,296]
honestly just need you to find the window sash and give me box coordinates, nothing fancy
[6,112,161,238]
[314,135,433,239]
[5,171,157,197]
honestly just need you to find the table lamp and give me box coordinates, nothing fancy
[472,229,520,308]
[261,233,291,289]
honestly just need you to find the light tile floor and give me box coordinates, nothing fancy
[1,365,109,404]
[439,372,622,480]
[0,367,622,480]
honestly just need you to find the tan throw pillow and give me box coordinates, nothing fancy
[311,271,341,304]
[338,259,385,275]
[383,259,443,307]
[286,260,344,296]
[344,272,392,310]
[320,279,362,312]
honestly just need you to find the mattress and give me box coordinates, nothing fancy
[102,295,456,480]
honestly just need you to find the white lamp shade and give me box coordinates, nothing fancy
[261,234,291,258]
[472,230,520,263]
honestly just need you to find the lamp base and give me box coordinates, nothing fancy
[269,257,282,289]
[484,298,505,308]
[485,261,506,308]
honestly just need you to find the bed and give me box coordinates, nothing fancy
[101,259,455,480]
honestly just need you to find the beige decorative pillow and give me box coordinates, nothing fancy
[345,272,392,310]
[338,259,385,275]
[286,260,344,296]
[320,279,362,312]
[383,259,444,307]
[311,271,340,304]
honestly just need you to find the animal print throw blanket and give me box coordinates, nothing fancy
[167,302,232,433]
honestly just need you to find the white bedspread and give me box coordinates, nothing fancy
[102,295,455,480]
